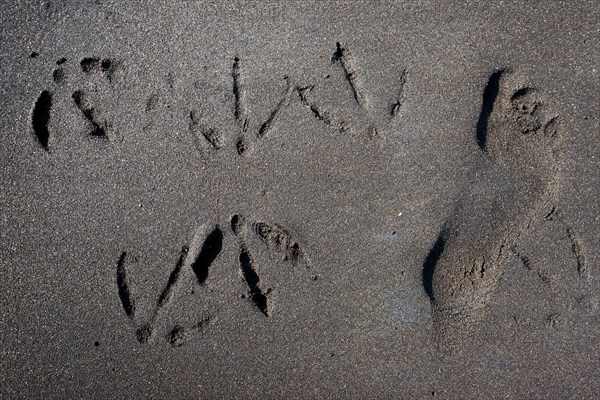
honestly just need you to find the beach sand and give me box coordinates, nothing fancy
[1,1,598,398]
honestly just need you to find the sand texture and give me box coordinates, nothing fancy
[1,1,599,398]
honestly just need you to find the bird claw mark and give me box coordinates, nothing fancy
[135,324,153,344]
[155,246,189,309]
[31,90,53,150]
[232,56,248,131]
[30,56,120,149]
[116,252,136,319]
[296,85,349,133]
[167,316,210,347]
[299,43,407,136]
[71,57,119,138]
[258,77,294,138]
[32,47,409,152]
[191,227,224,285]
[511,245,552,286]
[117,217,308,342]
[390,69,408,118]
[566,227,587,278]
[72,90,110,138]
[544,206,588,279]
[117,224,223,344]
[231,214,309,317]
[331,42,365,107]
[239,245,272,317]
[190,59,294,155]
[188,45,408,152]
[189,110,223,150]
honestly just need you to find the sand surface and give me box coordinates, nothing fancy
[1,1,599,398]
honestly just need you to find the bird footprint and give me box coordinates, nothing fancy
[117,216,309,346]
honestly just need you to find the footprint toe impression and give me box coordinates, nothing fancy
[425,70,562,352]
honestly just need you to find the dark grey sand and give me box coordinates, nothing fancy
[1,1,599,398]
